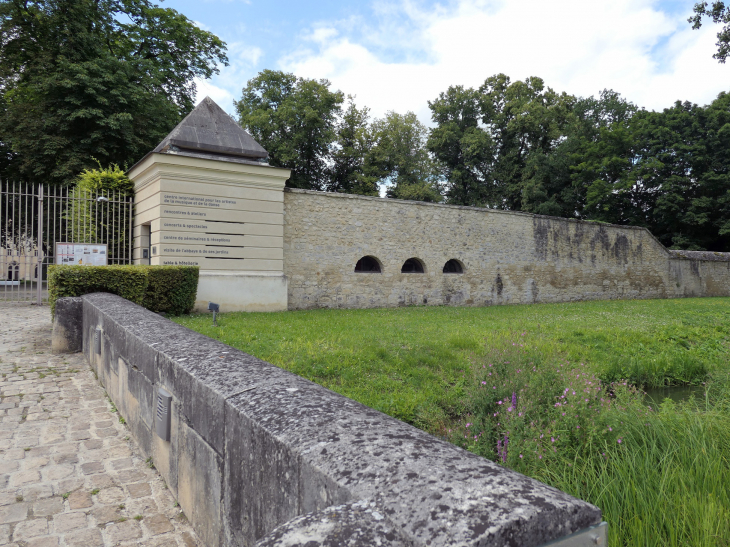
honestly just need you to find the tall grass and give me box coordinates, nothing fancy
[446,343,730,547]
[560,402,730,547]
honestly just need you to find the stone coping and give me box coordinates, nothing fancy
[74,293,602,546]
[669,250,730,262]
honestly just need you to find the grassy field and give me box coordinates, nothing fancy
[173,297,730,547]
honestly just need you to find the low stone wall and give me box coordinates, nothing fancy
[283,189,730,309]
[65,293,606,546]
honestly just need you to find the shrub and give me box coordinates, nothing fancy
[48,265,198,317]
[143,266,199,316]
[75,164,134,196]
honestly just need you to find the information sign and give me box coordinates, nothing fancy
[55,243,108,266]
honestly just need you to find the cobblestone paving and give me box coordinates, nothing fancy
[0,304,201,547]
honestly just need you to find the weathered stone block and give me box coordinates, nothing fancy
[51,297,83,354]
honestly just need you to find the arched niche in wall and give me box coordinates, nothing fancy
[443,259,464,274]
[354,256,382,273]
[401,258,425,273]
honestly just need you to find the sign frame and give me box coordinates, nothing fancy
[55,242,109,266]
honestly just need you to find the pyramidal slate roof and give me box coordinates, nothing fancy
[153,97,268,160]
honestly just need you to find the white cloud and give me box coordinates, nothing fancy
[194,78,235,106]
[279,0,729,122]
[196,43,264,113]
[192,20,211,31]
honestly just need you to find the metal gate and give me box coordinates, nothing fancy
[0,180,134,305]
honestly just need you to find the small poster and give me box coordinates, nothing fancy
[55,243,108,266]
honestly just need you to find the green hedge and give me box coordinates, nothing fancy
[48,265,199,317]
[142,266,199,316]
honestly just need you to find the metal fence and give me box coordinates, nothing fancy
[0,180,134,305]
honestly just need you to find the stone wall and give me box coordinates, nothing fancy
[70,293,605,547]
[283,189,730,310]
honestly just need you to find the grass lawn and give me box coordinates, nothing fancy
[173,297,730,547]
[175,297,730,427]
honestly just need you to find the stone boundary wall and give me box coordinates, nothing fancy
[283,189,730,310]
[64,293,605,547]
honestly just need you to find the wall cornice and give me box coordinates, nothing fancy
[130,153,290,193]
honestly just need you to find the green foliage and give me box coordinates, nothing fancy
[481,74,577,211]
[451,344,730,547]
[75,165,134,196]
[689,1,730,62]
[66,166,134,255]
[427,85,492,206]
[236,71,442,198]
[327,96,379,195]
[573,92,730,250]
[521,89,637,218]
[143,266,199,316]
[426,74,730,251]
[0,0,228,184]
[48,265,198,317]
[236,70,344,190]
[48,265,148,317]
[370,111,442,202]
[427,75,577,209]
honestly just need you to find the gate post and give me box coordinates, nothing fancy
[36,183,44,305]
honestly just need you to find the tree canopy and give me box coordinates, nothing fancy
[235,70,344,191]
[425,74,730,251]
[371,111,441,202]
[573,93,730,250]
[690,1,730,62]
[0,0,228,184]
[235,70,438,198]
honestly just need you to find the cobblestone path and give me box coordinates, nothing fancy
[0,304,201,547]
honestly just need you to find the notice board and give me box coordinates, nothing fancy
[55,243,108,266]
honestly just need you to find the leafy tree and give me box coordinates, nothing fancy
[428,75,576,209]
[573,93,730,251]
[571,118,645,226]
[637,95,730,250]
[427,85,494,206]
[235,70,344,190]
[0,0,228,184]
[479,75,577,211]
[327,96,379,195]
[523,90,637,218]
[75,164,134,196]
[370,111,442,202]
[689,1,730,62]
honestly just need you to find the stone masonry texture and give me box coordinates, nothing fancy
[283,189,730,310]
[0,303,200,547]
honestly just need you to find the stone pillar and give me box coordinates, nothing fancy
[127,97,291,312]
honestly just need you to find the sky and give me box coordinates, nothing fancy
[165,0,729,124]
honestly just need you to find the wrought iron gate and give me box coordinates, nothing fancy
[0,180,134,305]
